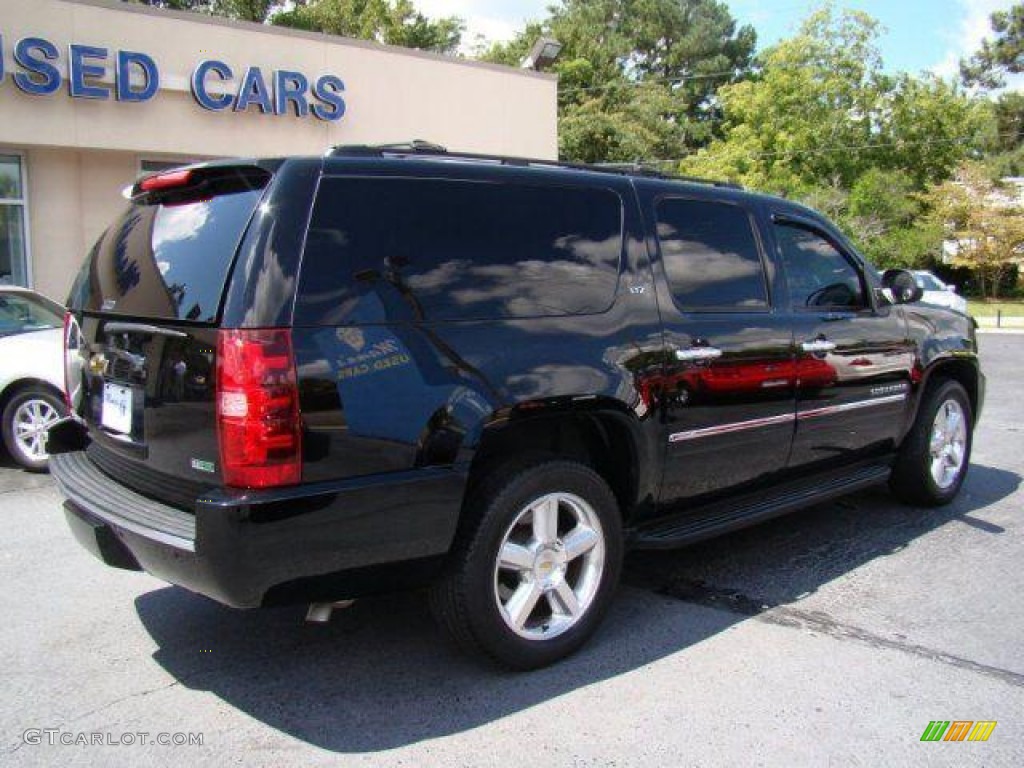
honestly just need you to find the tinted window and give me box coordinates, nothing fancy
[774,224,865,310]
[295,178,623,324]
[656,199,768,310]
[71,189,264,322]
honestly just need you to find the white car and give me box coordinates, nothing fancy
[0,287,67,470]
[912,270,968,314]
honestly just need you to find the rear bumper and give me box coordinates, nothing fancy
[51,451,465,608]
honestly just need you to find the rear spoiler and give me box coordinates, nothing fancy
[128,163,273,206]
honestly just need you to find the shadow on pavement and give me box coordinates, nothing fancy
[0,450,56,494]
[625,463,1019,611]
[0,451,22,470]
[133,462,1018,752]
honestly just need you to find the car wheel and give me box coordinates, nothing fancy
[890,379,973,507]
[2,388,66,472]
[430,460,623,670]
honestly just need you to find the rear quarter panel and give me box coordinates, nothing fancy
[0,328,64,396]
[289,164,666,513]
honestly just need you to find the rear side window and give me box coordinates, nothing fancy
[295,178,623,324]
[656,198,768,310]
[69,188,264,322]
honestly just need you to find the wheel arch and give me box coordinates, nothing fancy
[903,355,981,441]
[0,378,65,415]
[463,403,657,528]
[922,357,980,420]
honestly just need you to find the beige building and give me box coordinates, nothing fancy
[0,0,558,301]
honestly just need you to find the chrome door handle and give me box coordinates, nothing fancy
[801,339,837,354]
[675,346,723,361]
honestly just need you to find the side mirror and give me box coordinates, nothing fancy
[881,269,924,305]
[946,284,957,293]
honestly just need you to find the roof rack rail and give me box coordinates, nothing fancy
[333,140,450,155]
[591,163,742,189]
[590,162,668,179]
[327,140,742,189]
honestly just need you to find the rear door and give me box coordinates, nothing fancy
[65,165,272,502]
[646,193,796,506]
[768,213,914,470]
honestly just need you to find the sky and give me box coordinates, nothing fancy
[415,0,1023,87]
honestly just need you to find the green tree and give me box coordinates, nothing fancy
[845,171,942,269]
[682,8,984,192]
[480,1,755,162]
[272,0,463,54]
[994,91,1024,150]
[928,163,1024,299]
[980,92,1024,177]
[124,1,278,22]
[211,0,274,22]
[122,1,215,11]
[961,3,1024,89]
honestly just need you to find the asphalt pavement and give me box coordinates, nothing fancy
[1,333,1021,767]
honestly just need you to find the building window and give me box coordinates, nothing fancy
[0,155,29,286]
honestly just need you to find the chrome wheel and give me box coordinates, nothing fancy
[493,492,605,641]
[929,398,967,490]
[13,397,61,463]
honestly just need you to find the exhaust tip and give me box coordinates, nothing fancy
[305,600,355,623]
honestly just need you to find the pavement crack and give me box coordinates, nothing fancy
[64,678,184,726]
[3,677,185,754]
[759,606,1024,688]
[637,576,1024,688]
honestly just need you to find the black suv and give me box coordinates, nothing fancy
[51,144,983,669]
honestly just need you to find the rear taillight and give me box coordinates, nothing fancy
[216,328,302,488]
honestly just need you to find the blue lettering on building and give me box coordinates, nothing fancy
[274,70,309,118]
[312,75,346,122]
[13,37,61,96]
[69,44,110,99]
[191,60,234,111]
[234,66,273,114]
[116,51,160,102]
[2,33,347,121]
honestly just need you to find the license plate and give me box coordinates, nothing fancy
[101,383,133,434]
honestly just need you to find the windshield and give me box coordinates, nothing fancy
[915,273,945,291]
[0,291,63,335]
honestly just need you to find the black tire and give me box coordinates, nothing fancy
[890,379,973,507]
[2,387,66,472]
[430,460,623,670]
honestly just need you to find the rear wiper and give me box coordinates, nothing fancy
[103,321,188,338]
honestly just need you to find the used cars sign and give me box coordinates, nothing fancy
[0,34,347,121]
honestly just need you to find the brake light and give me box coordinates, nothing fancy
[216,328,302,488]
[140,169,192,192]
